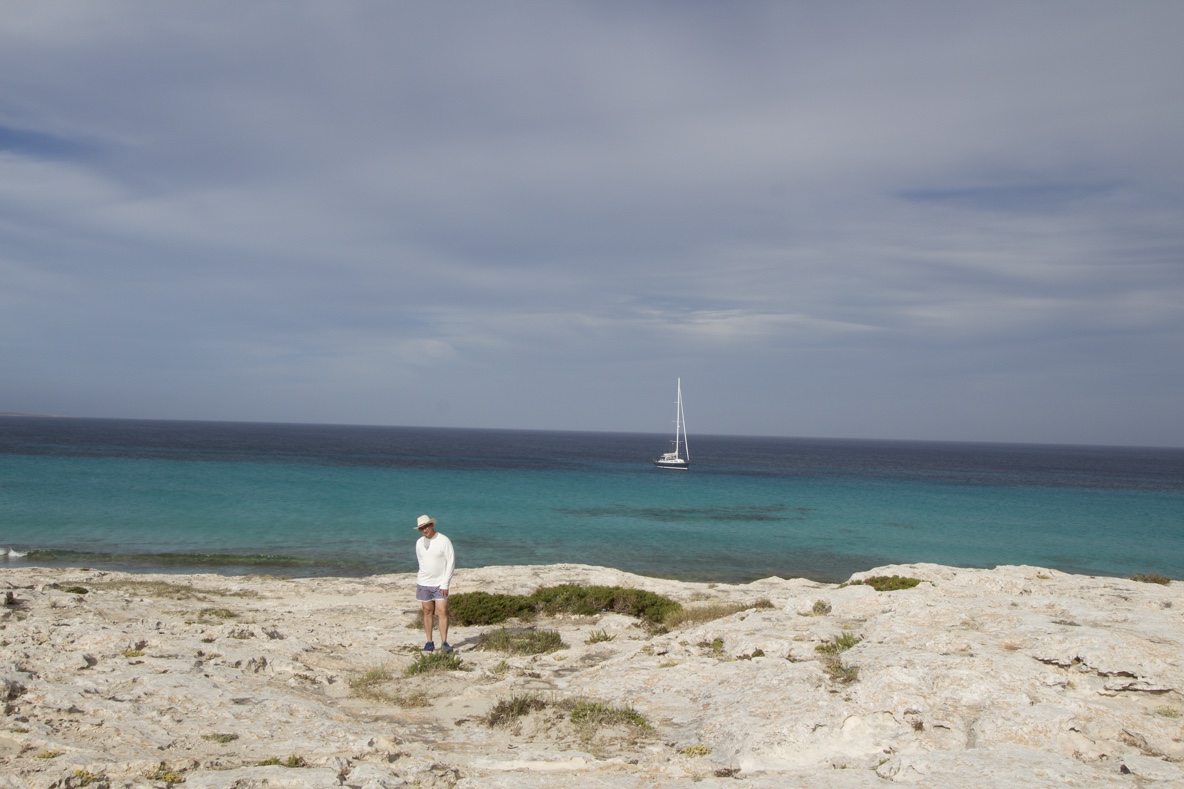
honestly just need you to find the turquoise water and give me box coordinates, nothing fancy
[1,418,1182,582]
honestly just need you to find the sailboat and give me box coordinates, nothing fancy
[654,378,690,470]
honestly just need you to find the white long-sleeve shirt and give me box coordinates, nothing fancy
[415,532,455,589]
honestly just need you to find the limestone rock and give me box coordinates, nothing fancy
[1,563,1181,787]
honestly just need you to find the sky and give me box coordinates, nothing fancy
[2,2,1183,447]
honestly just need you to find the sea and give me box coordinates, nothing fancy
[2,416,1182,584]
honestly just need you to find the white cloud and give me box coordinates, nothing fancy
[1,2,1182,444]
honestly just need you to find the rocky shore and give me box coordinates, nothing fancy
[1,562,1181,787]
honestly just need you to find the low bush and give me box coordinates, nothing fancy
[851,575,922,592]
[448,585,683,626]
[530,584,681,624]
[585,629,614,644]
[485,693,548,727]
[812,599,832,616]
[405,652,463,675]
[477,627,564,655]
[1131,573,1171,585]
[448,591,536,625]
[566,699,651,731]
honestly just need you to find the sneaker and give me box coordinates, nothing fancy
[422,641,435,652]
[441,642,453,654]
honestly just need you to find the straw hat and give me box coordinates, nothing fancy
[415,514,436,530]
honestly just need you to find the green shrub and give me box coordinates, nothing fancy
[448,591,536,625]
[531,584,681,624]
[477,627,564,655]
[202,733,239,744]
[851,575,922,591]
[1131,573,1171,585]
[449,585,682,626]
[812,599,832,616]
[585,629,614,644]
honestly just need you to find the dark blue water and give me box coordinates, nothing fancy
[1,416,1181,583]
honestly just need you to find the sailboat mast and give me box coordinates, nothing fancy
[681,376,691,457]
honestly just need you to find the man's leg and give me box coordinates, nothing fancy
[421,600,435,644]
[436,597,449,646]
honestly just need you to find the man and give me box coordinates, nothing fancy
[414,514,455,653]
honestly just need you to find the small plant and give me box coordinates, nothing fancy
[257,755,306,767]
[812,599,832,616]
[751,648,765,657]
[62,586,89,595]
[36,750,63,759]
[567,699,651,731]
[198,607,237,620]
[586,629,614,644]
[485,693,547,727]
[680,744,711,757]
[850,576,922,592]
[349,666,395,700]
[816,631,862,655]
[72,770,97,786]
[405,651,463,675]
[478,627,564,655]
[1156,705,1181,718]
[492,659,511,674]
[1131,573,1171,585]
[149,763,186,784]
[202,732,239,743]
[663,599,773,628]
[824,659,860,684]
[122,648,145,658]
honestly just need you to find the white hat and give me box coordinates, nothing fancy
[415,514,436,530]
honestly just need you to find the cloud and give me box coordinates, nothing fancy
[1,2,1182,444]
